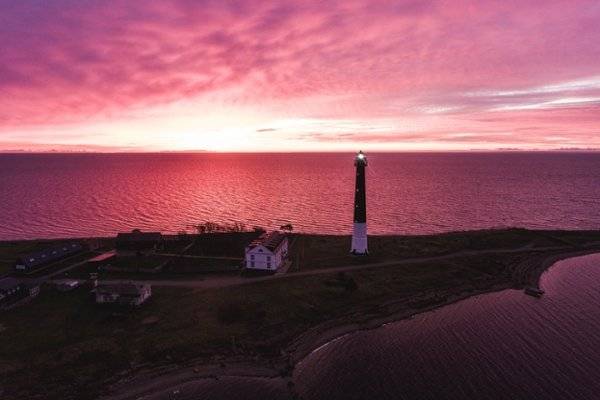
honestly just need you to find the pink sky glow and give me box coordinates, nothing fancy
[1,0,600,152]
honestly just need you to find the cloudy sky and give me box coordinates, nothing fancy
[1,0,599,151]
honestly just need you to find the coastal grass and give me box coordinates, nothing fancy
[291,228,600,270]
[0,252,531,399]
[109,255,168,270]
[1,229,600,399]
[185,231,261,257]
[0,261,12,275]
[61,257,241,280]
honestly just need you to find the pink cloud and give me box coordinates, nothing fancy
[0,0,599,149]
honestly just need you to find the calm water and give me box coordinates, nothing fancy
[294,253,600,400]
[1,152,599,240]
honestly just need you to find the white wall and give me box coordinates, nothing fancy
[245,240,288,271]
[351,222,368,254]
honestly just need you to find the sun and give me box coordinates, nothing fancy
[149,127,251,152]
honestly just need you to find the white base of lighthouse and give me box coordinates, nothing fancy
[351,223,368,255]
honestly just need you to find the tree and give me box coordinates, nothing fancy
[280,223,294,232]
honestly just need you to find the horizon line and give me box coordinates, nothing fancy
[1,148,600,155]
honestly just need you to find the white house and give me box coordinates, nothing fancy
[245,231,288,271]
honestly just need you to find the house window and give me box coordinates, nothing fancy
[251,261,255,268]
[250,254,255,260]
[267,263,271,268]
[267,256,271,262]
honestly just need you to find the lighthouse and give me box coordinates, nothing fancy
[351,150,368,255]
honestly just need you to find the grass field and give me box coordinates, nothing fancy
[109,255,168,270]
[291,228,600,270]
[185,231,261,256]
[1,229,600,399]
[0,253,515,399]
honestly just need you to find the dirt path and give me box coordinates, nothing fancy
[155,253,243,261]
[96,244,588,290]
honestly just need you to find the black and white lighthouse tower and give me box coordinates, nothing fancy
[351,150,368,255]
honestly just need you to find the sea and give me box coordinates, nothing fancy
[293,253,600,400]
[1,152,599,240]
[144,253,600,400]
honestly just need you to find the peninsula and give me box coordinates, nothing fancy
[1,228,600,399]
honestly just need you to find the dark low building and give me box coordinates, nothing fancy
[0,278,40,310]
[95,282,152,306]
[116,229,163,252]
[15,242,84,273]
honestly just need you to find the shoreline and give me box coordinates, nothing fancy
[101,246,600,400]
[288,247,600,365]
